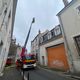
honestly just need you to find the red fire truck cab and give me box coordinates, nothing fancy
[16,53,37,69]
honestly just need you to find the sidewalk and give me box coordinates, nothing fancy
[38,65,80,79]
[0,66,22,80]
[63,72,80,79]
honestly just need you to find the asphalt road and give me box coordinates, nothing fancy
[23,68,77,80]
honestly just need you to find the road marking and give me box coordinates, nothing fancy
[24,75,28,80]
[21,71,28,80]
[0,72,3,76]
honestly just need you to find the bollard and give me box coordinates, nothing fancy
[27,72,29,80]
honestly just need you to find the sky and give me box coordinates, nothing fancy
[13,0,72,53]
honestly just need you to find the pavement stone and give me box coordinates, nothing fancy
[0,67,22,80]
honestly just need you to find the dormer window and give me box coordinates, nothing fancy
[76,5,80,15]
[77,6,80,12]
[4,8,7,15]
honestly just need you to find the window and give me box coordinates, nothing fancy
[6,11,11,30]
[4,8,7,15]
[0,8,7,29]
[54,27,61,36]
[48,32,51,39]
[51,29,55,37]
[74,35,80,56]
[77,6,80,12]
[76,5,80,16]
[0,40,3,54]
[43,34,48,42]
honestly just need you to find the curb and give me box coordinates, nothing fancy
[5,65,16,69]
[66,75,80,80]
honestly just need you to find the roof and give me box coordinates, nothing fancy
[31,30,49,43]
[57,0,77,16]
[31,34,39,43]
[11,0,18,38]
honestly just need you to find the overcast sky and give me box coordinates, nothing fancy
[13,0,71,52]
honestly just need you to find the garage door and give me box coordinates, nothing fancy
[47,44,69,71]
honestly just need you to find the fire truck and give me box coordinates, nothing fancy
[16,18,36,69]
[16,51,36,69]
[22,53,36,69]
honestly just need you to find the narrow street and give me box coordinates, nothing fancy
[0,0,80,80]
[23,68,77,80]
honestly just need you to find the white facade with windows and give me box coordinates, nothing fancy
[39,25,63,66]
[31,25,62,65]
[0,0,17,74]
[39,38,64,66]
[31,30,49,62]
[58,0,80,72]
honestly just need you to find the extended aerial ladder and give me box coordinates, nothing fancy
[16,18,35,68]
[24,18,35,48]
[20,18,35,58]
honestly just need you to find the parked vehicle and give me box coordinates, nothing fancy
[6,57,12,66]
[22,54,36,69]
[16,53,36,69]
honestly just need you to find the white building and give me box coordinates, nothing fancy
[31,30,49,62]
[39,25,62,65]
[31,25,69,71]
[15,44,22,62]
[57,0,80,72]
[39,25,69,72]
[0,0,17,74]
[8,38,17,64]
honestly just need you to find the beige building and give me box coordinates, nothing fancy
[57,0,80,72]
[0,0,17,75]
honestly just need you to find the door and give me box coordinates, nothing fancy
[42,56,45,65]
[47,44,69,71]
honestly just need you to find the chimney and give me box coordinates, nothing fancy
[62,0,69,6]
[38,30,41,34]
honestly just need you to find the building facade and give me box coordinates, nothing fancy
[39,25,69,71]
[58,0,80,72]
[31,25,69,71]
[0,0,17,74]
[31,30,49,62]
[15,44,22,62]
[8,38,17,64]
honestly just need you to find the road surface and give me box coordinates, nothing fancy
[22,68,77,80]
